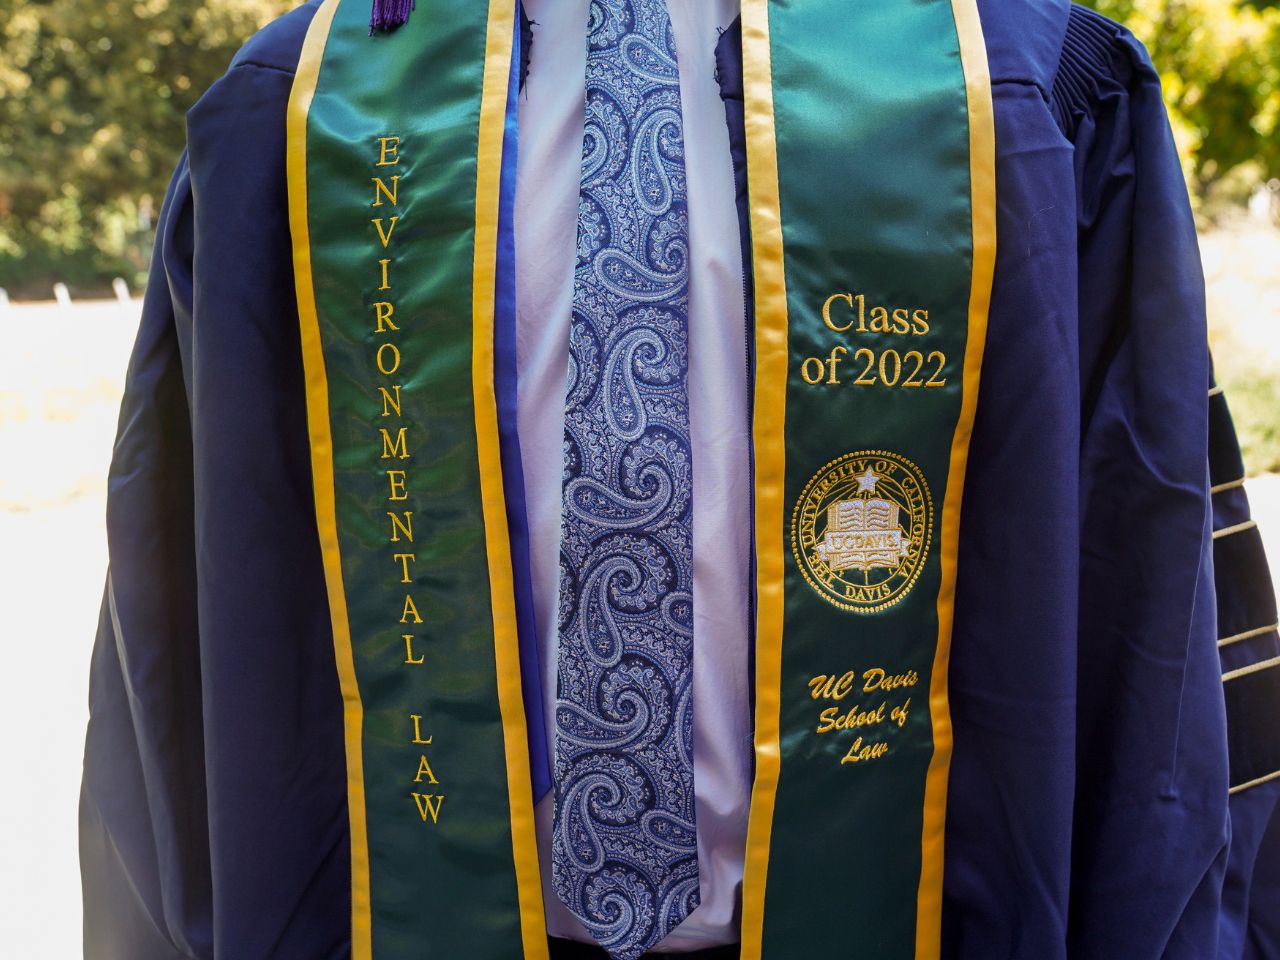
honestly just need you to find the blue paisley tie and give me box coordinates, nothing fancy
[551,1,698,957]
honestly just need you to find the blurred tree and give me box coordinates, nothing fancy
[1,0,1278,294]
[1082,0,1280,205]
[0,0,291,296]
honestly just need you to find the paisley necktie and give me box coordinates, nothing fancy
[551,1,699,957]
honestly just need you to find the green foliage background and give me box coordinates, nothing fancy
[1084,0,1280,199]
[0,0,1277,296]
[0,0,291,296]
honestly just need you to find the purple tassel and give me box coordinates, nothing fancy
[370,0,414,34]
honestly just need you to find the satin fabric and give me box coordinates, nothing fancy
[717,5,1268,957]
[734,0,990,954]
[81,1,1279,957]
[292,0,546,955]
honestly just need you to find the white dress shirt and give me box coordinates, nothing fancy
[515,0,750,950]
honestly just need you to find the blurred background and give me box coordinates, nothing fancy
[1,0,1278,954]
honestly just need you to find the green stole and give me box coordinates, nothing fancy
[738,1,995,957]
[286,0,994,956]
[288,1,545,958]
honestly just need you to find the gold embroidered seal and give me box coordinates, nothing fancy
[791,450,932,613]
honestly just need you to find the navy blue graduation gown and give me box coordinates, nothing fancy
[80,2,1280,957]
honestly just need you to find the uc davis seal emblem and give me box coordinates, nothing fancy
[792,450,932,613]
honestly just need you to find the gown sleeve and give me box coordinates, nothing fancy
[79,153,212,960]
[1209,376,1280,960]
[1053,6,1232,957]
[78,5,351,959]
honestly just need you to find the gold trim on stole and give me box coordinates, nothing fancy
[738,1,788,956]
[286,2,373,958]
[915,1,996,956]
[737,2,997,957]
[471,2,551,956]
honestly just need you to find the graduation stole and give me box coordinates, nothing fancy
[737,1,995,957]
[288,1,545,958]
[287,0,994,956]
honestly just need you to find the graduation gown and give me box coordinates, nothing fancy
[80,1,1280,957]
